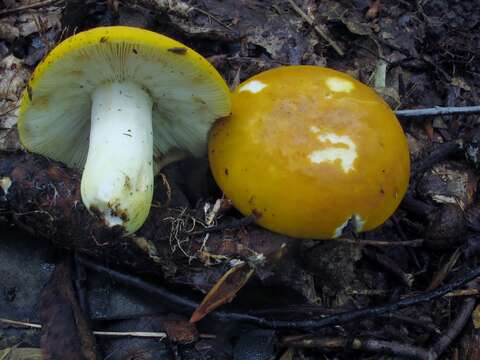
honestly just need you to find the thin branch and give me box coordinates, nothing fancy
[429,296,477,359]
[78,256,480,330]
[93,331,166,338]
[287,265,480,330]
[0,318,41,328]
[187,214,257,236]
[364,248,414,287]
[444,288,480,297]
[193,7,232,30]
[0,0,62,17]
[282,295,477,360]
[395,105,480,118]
[287,0,344,56]
[282,335,432,359]
[333,237,424,247]
[0,318,167,338]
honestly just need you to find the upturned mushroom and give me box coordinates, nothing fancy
[208,66,410,239]
[18,26,231,233]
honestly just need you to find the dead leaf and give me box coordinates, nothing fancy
[40,258,98,360]
[190,262,254,323]
[0,55,30,152]
[366,0,381,20]
[279,348,295,360]
[472,305,480,329]
[0,22,20,42]
[451,77,471,91]
[162,318,198,343]
[0,348,43,360]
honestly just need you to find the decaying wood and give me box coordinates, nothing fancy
[0,151,295,289]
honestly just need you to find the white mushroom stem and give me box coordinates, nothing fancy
[81,82,154,233]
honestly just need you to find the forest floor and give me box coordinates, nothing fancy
[1,0,480,359]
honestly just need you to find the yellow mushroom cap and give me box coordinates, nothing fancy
[208,66,410,239]
[18,26,231,168]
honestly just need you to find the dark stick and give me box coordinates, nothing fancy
[382,314,440,334]
[78,257,198,313]
[285,265,480,330]
[282,336,432,359]
[282,296,477,360]
[359,339,432,359]
[429,295,478,359]
[78,256,480,330]
[77,256,269,325]
[73,253,90,317]
[364,248,414,287]
[0,0,61,16]
[396,106,480,118]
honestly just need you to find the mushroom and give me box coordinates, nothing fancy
[208,66,410,239]
[18,26,231,233]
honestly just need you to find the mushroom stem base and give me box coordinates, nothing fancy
[81,81,154,233]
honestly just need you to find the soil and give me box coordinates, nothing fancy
[1,0,480,359]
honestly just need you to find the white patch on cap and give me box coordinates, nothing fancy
[239,80,267,94]
[353,213,365,232]
[326,77,355,93]
[0,177,12,195]
[333,213,365,238]
[333,217,350,238]
[310,126,320,133]
[308,133,357,173]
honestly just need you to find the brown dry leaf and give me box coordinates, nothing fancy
[472,305,480,329]
[0,347,43,360]
[40,258,98,360]
[451,77,471,91]
[366,0,381,20]
[190,262,254,323]
[161,317,198,344]
[426,248,461,291]
[0,55,31,152]
[279,348,295,360]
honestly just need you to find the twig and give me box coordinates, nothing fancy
[364,248,414,287]
[282,294,476,360]
[445,288,480,297]
[78,256,480,330]
[395,105,480,118]
[282,335,432,359]
[0,318,41,328]
[187,214,257,236]
[426,248,462,291]
[0,318,167,338]
[287,0,344,56]
[93,331,166,338]
[0,106,18,117]
[273,264,480,330]
[193,7,232,30]
[333,237,423,247]
[0,0,62,17]
[382,313,441,334]
[429,295,477,359]
[360,339,431,359]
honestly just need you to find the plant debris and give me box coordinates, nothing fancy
[1,0,480,359]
